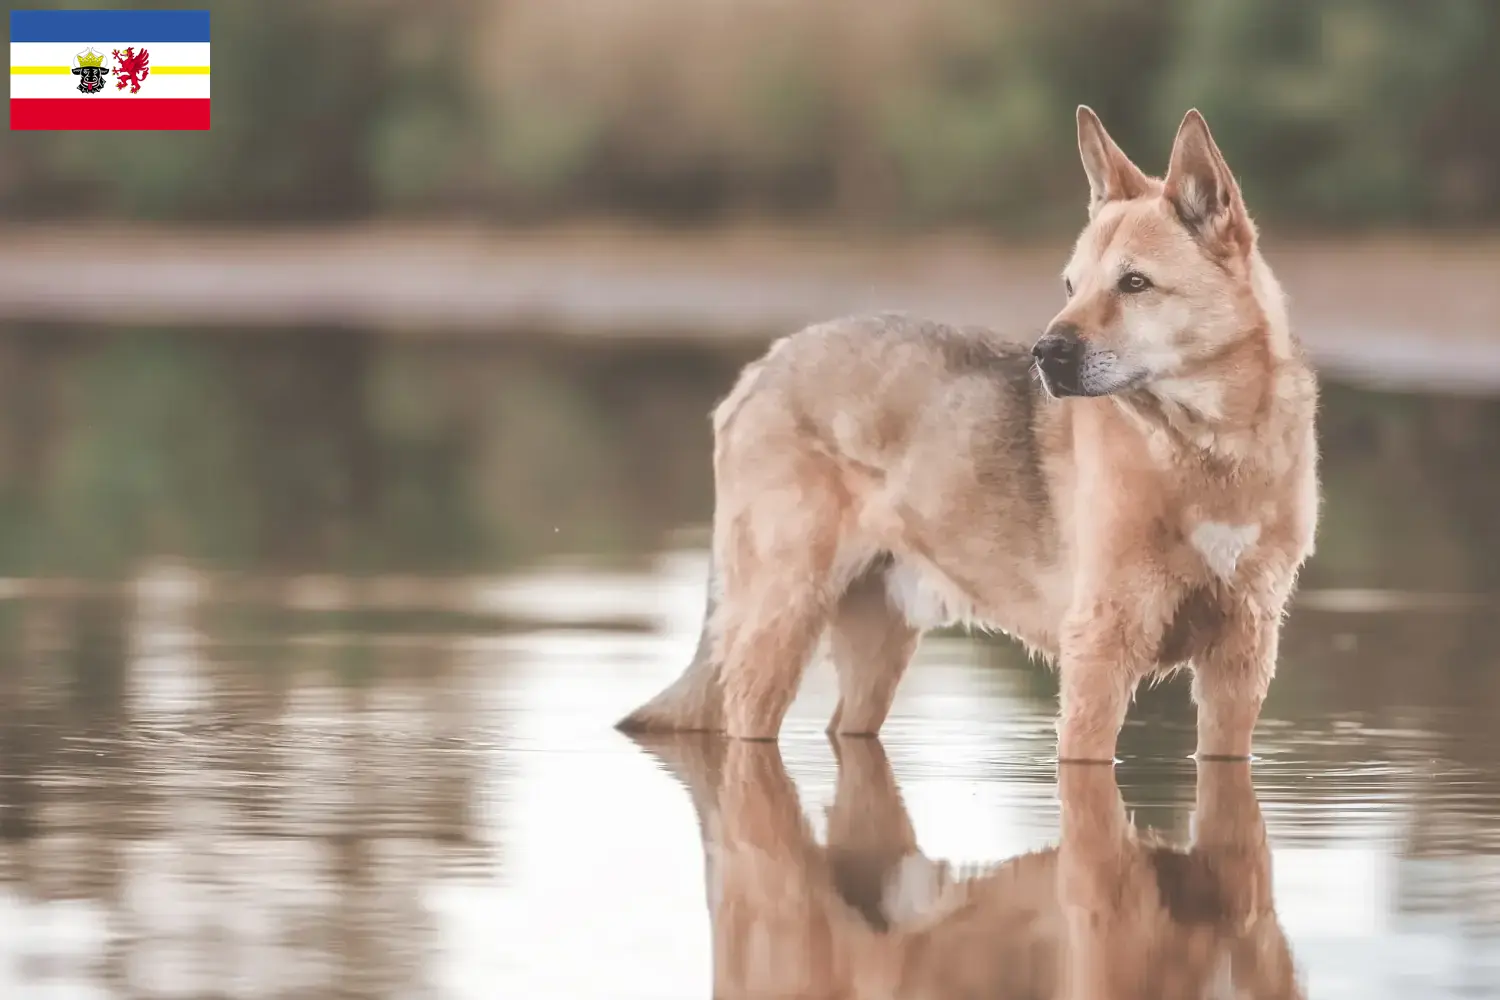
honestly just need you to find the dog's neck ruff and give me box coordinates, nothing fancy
[1114,381,1249,466]
[1123,307,1294,465]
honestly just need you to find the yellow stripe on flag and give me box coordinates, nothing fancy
[10,65,209,74]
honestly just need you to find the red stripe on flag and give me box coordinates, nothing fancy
[10,99,211,131]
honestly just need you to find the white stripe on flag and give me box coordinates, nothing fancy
[10,41,210,68]
[10,73,210,100]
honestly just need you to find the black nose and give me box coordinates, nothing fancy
[1032,324,1083,396]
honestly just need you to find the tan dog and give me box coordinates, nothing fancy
[636,734,1303,998]
[618,106,1320,760]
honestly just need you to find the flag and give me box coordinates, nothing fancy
[10,9,210,130]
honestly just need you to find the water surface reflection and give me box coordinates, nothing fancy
[638,734,1298,998]
[0,555,1499,997]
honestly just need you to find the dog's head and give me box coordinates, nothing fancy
[1034,106,1274,401]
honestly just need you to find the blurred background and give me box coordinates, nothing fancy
[4,1,1500,998]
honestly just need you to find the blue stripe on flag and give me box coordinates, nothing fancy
[9,9,211,43]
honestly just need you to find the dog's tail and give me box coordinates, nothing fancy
[615,552,724,733]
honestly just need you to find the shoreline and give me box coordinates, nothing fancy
[4,222,1500,393]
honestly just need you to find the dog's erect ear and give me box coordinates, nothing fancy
[1077,105,1150,216]
[1163,109,1253,253]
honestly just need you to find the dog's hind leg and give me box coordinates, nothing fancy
[717,576,829,741]
[615,553,725,734]
[716,464,846,741]
[827,563,919,737]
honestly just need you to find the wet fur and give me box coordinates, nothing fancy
[618,107,1320,761]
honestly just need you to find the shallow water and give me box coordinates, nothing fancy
[4,553,1500,998]
[2,325,1500,998]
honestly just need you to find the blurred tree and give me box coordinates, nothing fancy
[876,0,1179,230]
[1157,0,1494,227]
[3,0,1498,231]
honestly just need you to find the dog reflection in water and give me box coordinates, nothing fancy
[635,736,1303,999]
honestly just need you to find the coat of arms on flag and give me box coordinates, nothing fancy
[10,9,210,130]
[69,46,110,94]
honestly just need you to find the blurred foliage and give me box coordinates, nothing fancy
[3,0,1498,231]
[0,327,738,578]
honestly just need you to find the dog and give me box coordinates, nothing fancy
[634,734,1303,998]
[617,106,1320,761]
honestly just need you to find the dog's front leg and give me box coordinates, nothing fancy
[1193,609,1278,759]
[1055,591,1170,763]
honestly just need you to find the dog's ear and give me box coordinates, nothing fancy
[1077,105,1150,217]
[1163,109,1254,254]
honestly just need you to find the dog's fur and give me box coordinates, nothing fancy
[637,734,1303,998]
[618,107,1320,760]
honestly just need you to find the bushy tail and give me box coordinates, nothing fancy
[615,554,725,733]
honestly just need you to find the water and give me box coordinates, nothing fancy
[2,324,1500,998]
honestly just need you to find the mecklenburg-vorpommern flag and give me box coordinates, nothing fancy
[10,9,210,130]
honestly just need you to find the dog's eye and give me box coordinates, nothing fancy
[1118,271,1152,294]
[1063,278,1074,298]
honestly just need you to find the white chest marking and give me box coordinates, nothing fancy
[1190,522,1260,581]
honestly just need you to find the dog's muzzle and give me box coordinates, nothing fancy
[1032,324,1084,397]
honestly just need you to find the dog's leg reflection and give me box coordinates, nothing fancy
[631,737,1302,998]
[823,736,945,931]
[1192,762,1303,999]
[633,733,1057,998]
[631,735,939,997]
[710,738,906,997]
[1056,761,1304,1000]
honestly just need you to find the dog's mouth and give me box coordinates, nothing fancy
[1034,361,1083,398]
[1034,351,1147,399]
